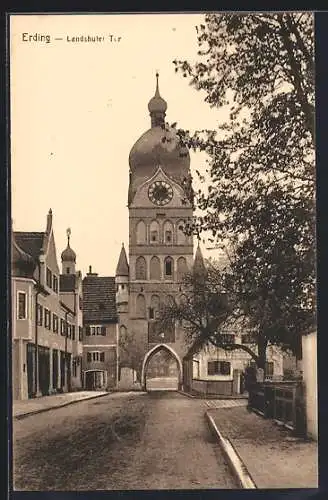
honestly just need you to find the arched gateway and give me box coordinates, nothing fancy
[141,344,183,391]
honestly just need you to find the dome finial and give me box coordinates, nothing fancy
[148,72,167,127]
[66,227,71,246]
[61,227,76,263]
[155,71,160,95]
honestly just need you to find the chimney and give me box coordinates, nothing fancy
[46,208,53,234]
[86,265,98,277]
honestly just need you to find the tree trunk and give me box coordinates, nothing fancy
[257,334,268,372]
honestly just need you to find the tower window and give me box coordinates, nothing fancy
[151,231,158,243]
[149,307,154,319]
[150,220,160,244]
[164,257,173,278]
[66,267,70,274]
[136,256,147,280]
[165,230,172,243]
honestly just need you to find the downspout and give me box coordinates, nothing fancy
[34,288,40,396]
[64,310,69,391]
[34,260,42,397]
[116,322,119,389]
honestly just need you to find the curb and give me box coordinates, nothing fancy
[178,391,247,400]
[14,392,111,420]
[205,411,257,489]
[177,390,196,398]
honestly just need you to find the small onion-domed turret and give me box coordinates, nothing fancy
[61,228,76,274]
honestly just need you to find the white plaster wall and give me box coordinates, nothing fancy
[302,331,318,440]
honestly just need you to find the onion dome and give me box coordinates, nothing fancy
[128,73,190,203]
[61,228,76,263]
[116,243,129,277]
[148,72,167,123]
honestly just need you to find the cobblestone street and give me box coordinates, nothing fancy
[13,392,237,491]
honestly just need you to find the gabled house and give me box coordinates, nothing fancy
[82,267,119,390]
[11,210,83,399]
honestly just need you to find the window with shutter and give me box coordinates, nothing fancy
[46,309,52,329]
[37,305,43,326]
[52,314,58,333]
[101,326,106,336]
[87,352,91,362]
[100,352,105,362]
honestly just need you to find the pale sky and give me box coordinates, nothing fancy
[10,13,229,276]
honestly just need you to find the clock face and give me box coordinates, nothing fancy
[148,181,173,206]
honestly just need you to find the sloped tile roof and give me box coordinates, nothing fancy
[82,276,117,323]
[60,274,76,292]
[14,232,45,261]
[11,232,36,278]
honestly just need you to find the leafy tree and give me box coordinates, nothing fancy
[159,261,275,369]
[170,12,315,366]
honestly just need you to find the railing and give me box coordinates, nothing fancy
[274,386,296,428]
[248,381,306,436]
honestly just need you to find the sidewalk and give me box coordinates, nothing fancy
[207,405,318,489]
[13,391,110,418]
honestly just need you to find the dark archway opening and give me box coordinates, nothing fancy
[144,348,180,391]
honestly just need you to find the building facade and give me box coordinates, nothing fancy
[82,268,119,390]
[12,210,83,400]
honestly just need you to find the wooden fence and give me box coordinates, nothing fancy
[248,381,306,436]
